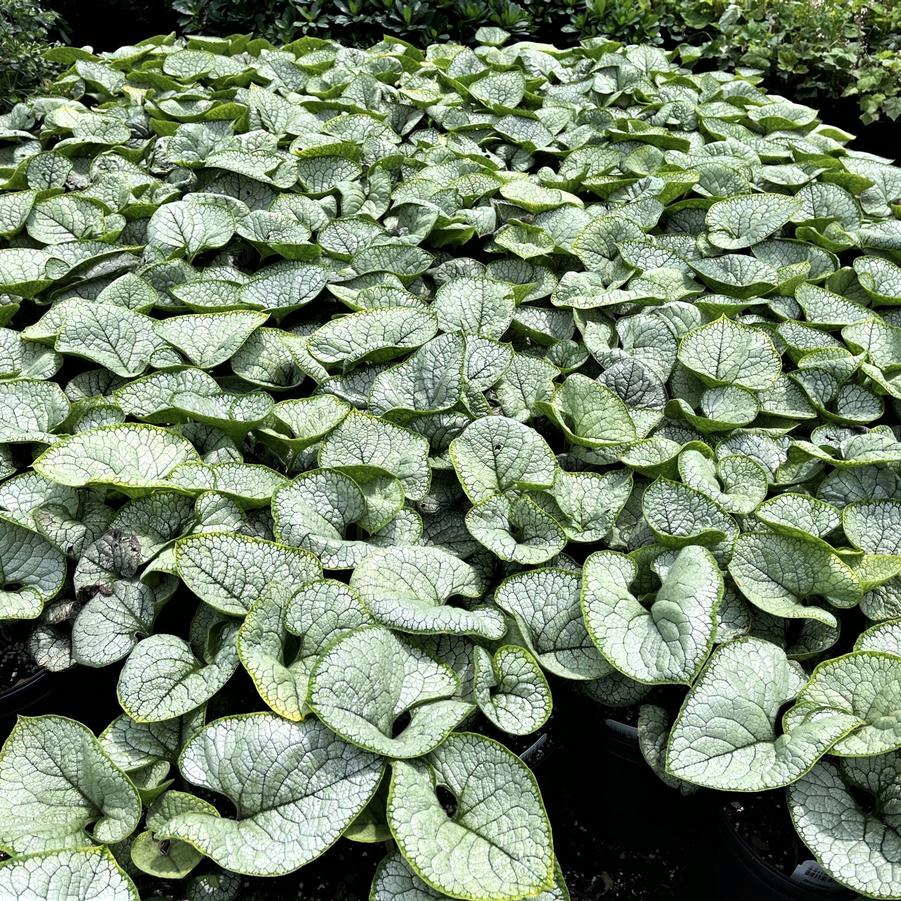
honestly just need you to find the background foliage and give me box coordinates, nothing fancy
[0,0,65,110]
[664,0,901,125]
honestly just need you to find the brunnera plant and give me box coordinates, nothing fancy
[0,25,898,901]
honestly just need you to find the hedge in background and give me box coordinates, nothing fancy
[0,29,900,900]
[666,0,901,126]
[0,0,64,111]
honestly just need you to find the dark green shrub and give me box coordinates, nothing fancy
[563,0,663,44]
[661,0,901,125]
[0,0,64,109]
[169,0,544,45]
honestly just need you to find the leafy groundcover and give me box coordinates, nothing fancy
[0,26,900,901]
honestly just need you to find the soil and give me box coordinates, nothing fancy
[0,625,40,695]
[131,841,385,901]
[537,692,712,900]
[718,791,856,899]
[538,759,707,900]
[722,791,801,875]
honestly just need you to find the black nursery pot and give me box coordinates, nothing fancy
[555,689,663,818]
[0,658,123,742]
[473,708,562,772]
[0,668,54,727]
[714,793,855,901]
[545,704,717,897]
[0,624,54,739]
[598,713,644,765]
[0,665,67,745]
[575,706,679,829]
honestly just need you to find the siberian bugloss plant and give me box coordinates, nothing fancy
[166,0,901,125]
[0,26,899,901]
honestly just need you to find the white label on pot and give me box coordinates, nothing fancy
[790,859,845,893]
